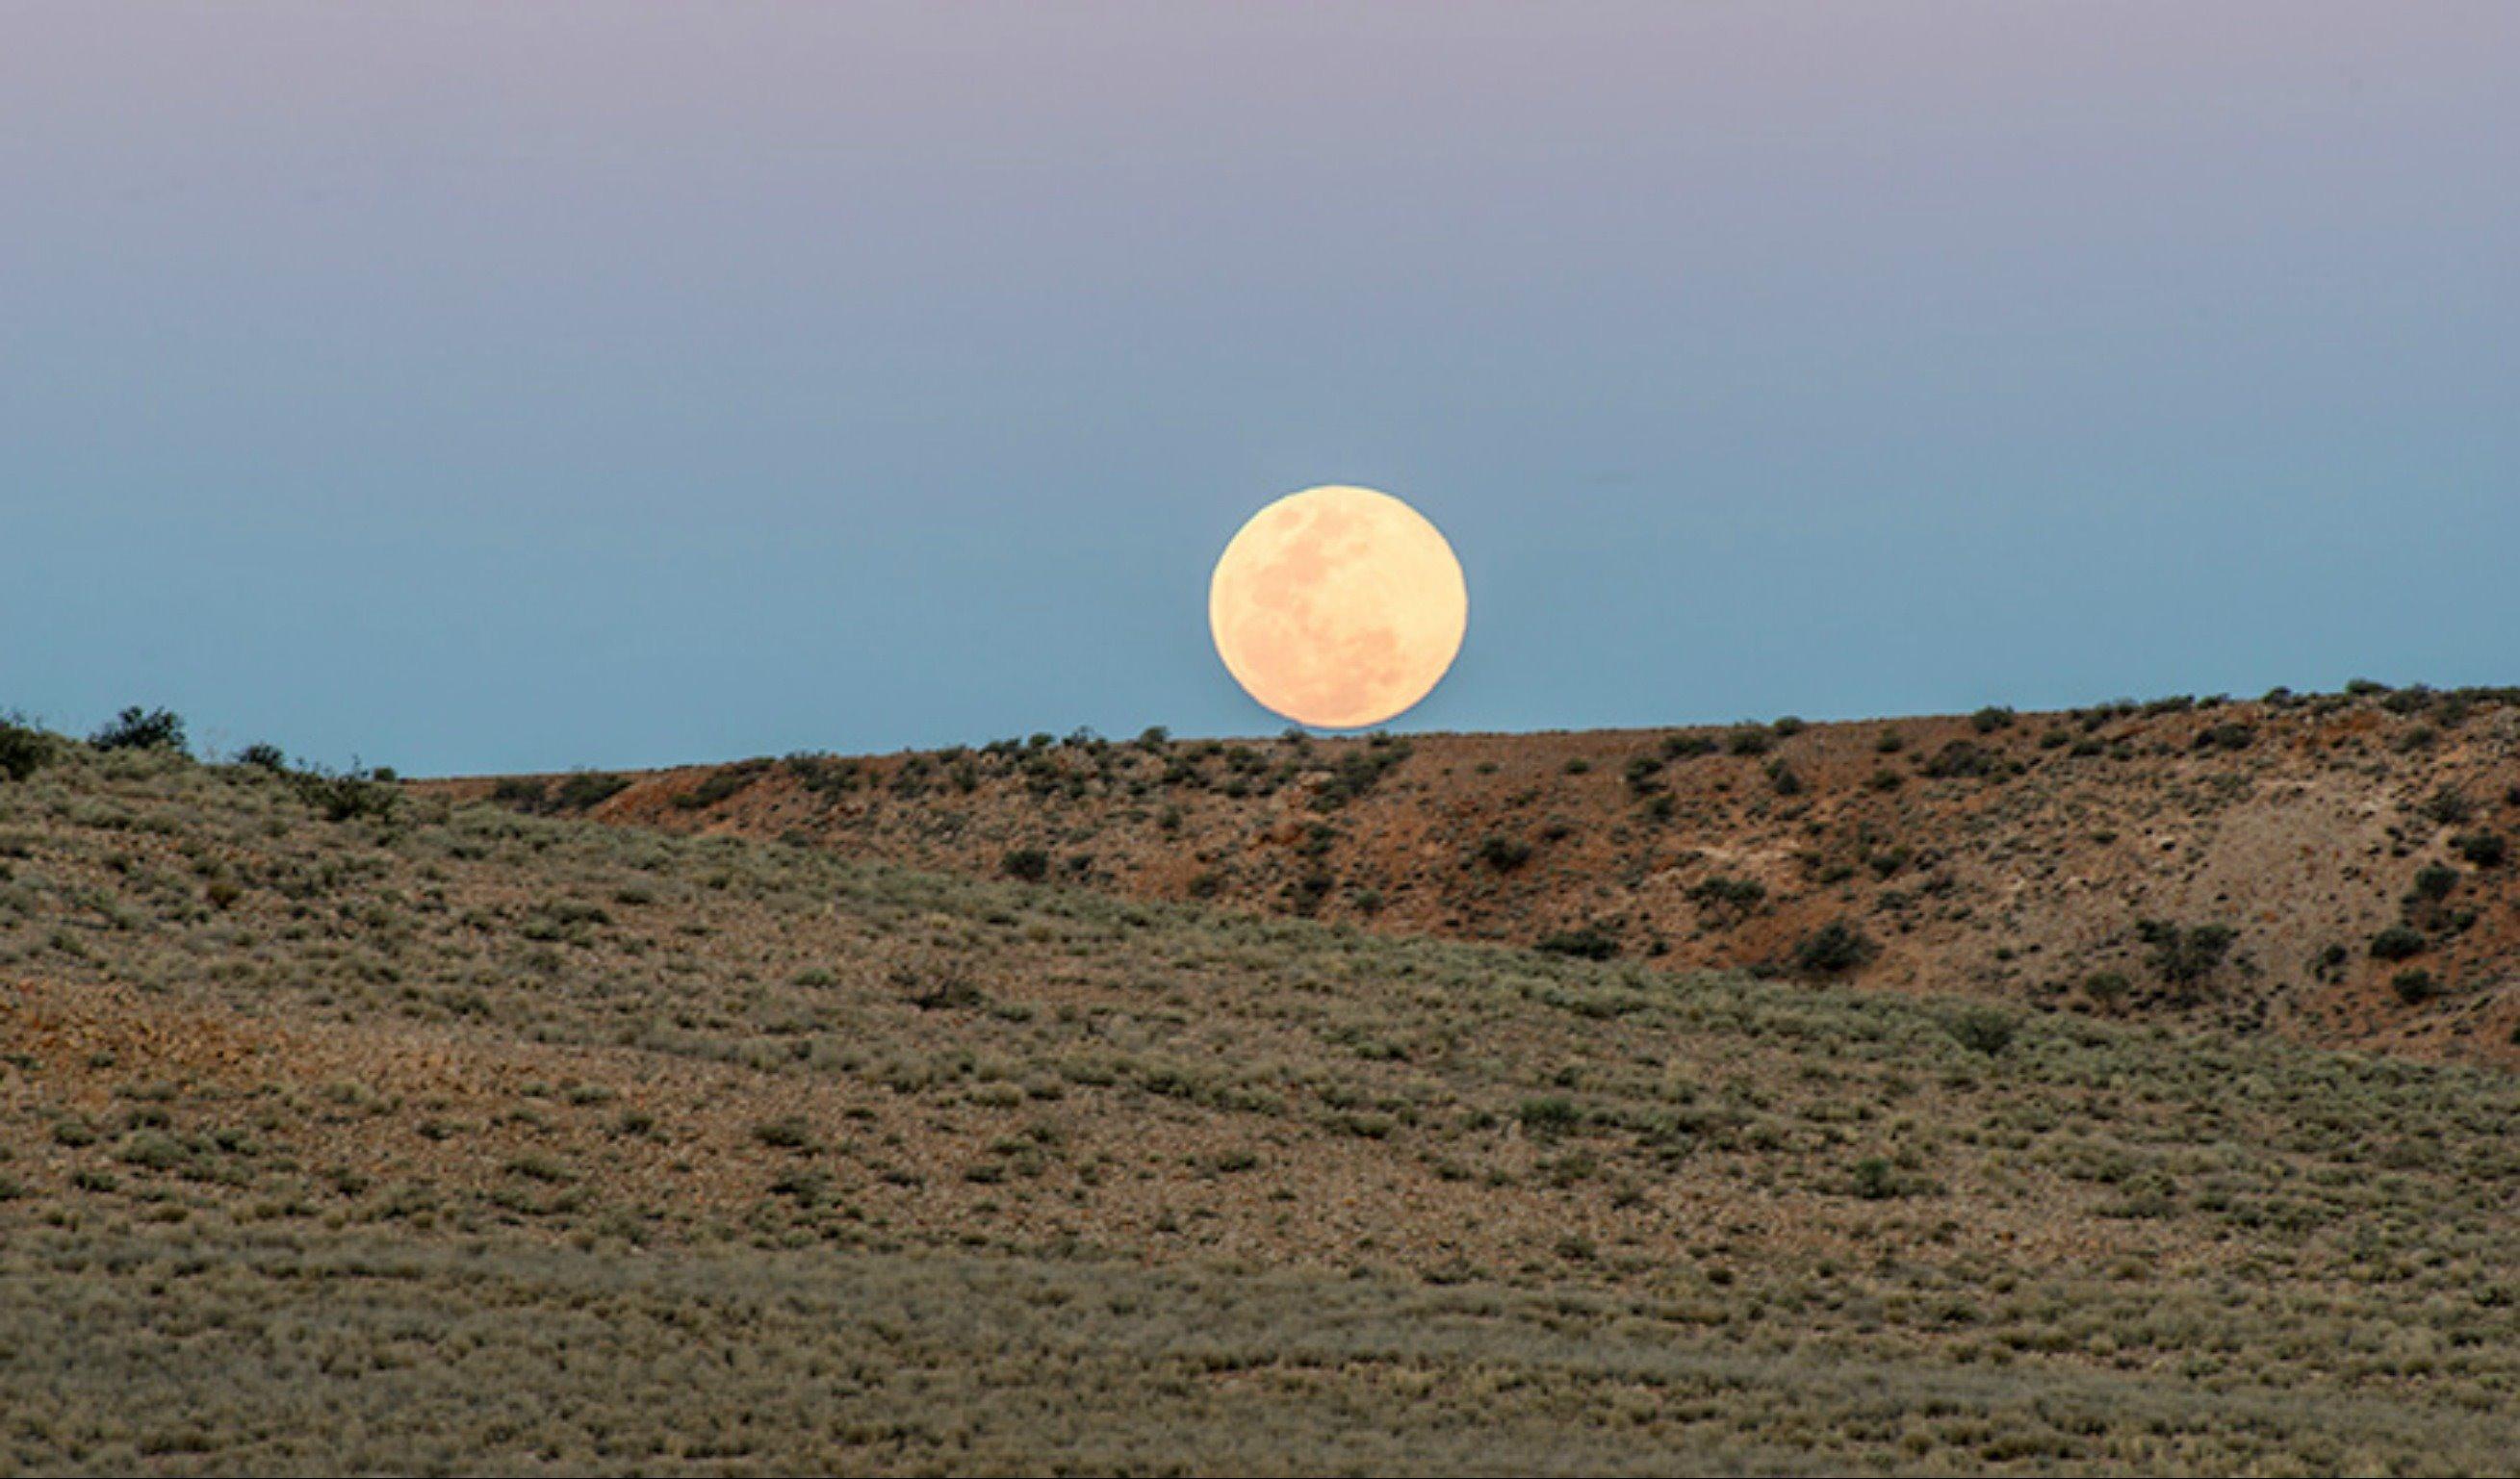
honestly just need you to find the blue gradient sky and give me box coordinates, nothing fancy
[6,3,2514,775]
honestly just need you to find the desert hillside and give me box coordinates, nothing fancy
[444,685,2520,1070]
[2,728,2514,1472]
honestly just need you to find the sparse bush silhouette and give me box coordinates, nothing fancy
[753,1116,814,1150]
[2420,787,2473,826]
[2454,831,2507,868]
[1312,743,1410,810]
[292,766,399,823]
[2370,926,2426,961]
[1792,920,1876,976]
[1534,926,1617,960]
[1285,871,1334,914]
[1947,1007,2017,1056]
[2137,921,2236,998]
[0,716,56,781]
[1921,741,2001,779]
[1850,1158,1904,1199]
[1687,876,1766,915]
[492,777,549,809]
[1002,847,1051,882]
[91,705,187,754]
[785,752,864,796]
[553,772,630,812]
[678,760,768,809]
[1517,1097,1581,1135]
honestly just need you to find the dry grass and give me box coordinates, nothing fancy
[3,741,2516,1473]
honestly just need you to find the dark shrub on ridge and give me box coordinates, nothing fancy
[91,706,187,754]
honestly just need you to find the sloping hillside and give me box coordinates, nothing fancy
[450,686,2520,1069]
[2,730,2516,1472]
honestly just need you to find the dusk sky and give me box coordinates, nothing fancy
[7,3,2515,775]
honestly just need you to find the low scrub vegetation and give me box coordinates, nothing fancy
[1790,920,1876,976]
[88,704,187,754]
[2136,920,2238,1001]
[0,717,54,781]
[0,715,2512,1472]
[1533,924,1619,959]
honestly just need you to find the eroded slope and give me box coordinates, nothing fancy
[455,688,2520,1068]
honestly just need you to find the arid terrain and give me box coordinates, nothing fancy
[447,684,2520,1071]
[3,696,2516,1473]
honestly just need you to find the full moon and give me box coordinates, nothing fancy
[1209,485,1468,729]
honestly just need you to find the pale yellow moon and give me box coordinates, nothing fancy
[1208,485,1468,729]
